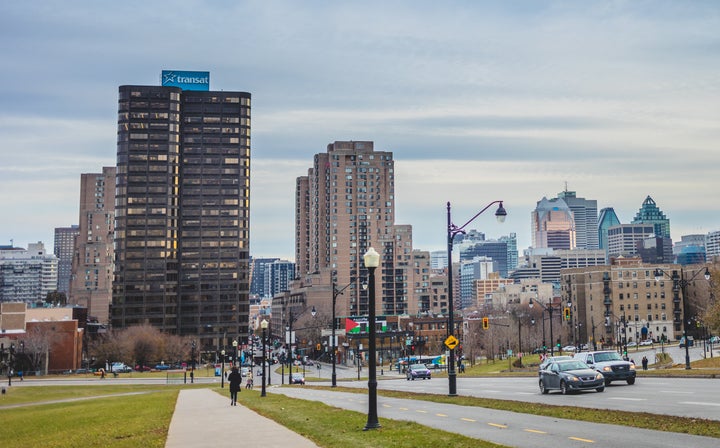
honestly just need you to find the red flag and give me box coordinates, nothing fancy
[345,318,360,333]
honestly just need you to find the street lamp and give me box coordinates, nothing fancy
[285,304,317,385]
[446,200,506,396]
[220,349,226,388]
[232,339,238,368]
[331,279,355,387]
[529,296,556,356]
[190,340,196,384]
[363,246,381,431]
[260,319,268,397]
[654,266,710,370]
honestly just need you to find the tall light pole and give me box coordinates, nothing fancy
[446,200,506,396]
[220,349,226,389]
[654,267,710,370]
[190,340,196,384]
[331,279,354,387]
[529,296,555,356]
[232,339,238,368]
[260,319,268,397]
[363,246,381,431]
[286,304,317,385]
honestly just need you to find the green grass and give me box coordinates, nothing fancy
[0,385,185,447]
[233,388,508,448]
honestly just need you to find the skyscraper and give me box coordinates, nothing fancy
[68,167,116,323]
[54,225,79,295]
[597,207,621,250]
[632,196,671,238]
[557,190,598,249]
[0,242,58,303]
[532,197,576,250]
[111,74,251,350]
[295,141,397,317]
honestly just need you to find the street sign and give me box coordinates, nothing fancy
[444,335,459,350]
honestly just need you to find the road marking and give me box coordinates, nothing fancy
[681,401,720,407]
[436,413,448,417]
[660,390,693,395]
[416,410,428,413]
[461,418,476,422]
[488,423,508,429]
[382,404,392,408]
[569,436,595,443]
[515,392,536,395]
[608,397,645,401]
[524,429,547,434]
[399,407,409,411]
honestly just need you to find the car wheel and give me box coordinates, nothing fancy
[560,380,569,395]
[406,376,410,381]
[540,380,549,394]
[596,386,605,392]
[604,378,612,386]
[627,377,635,385]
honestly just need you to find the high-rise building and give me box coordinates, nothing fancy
[532,197,576,250]
[706,230,720,260]
[460,257,494,308]
[597,207,621,250]
[632,196,671,238]
[68,167,116,323]
[111,74,251,350]
[294,141,399,317]
[0,242,58,303]
[459,232,517,278]
[54,225,79,295]
[606,224,655,260]
[250,257,280,297]
[265,260,295,299]
[430,250,448,271]
[557,190,598,250]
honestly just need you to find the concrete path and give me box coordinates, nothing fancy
[165,388,319,448]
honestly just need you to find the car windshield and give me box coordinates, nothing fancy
[594,352,623,362]
[557,361,589,371]
[410,364,427,370]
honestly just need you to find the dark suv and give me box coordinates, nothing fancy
[573,351,636,385]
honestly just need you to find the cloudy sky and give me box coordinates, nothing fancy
[1,1,719,260]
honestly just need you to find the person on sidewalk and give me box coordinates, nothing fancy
[227,366,242,406]
[245,371,253,389]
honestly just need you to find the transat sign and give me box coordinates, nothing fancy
[161,70,210,91]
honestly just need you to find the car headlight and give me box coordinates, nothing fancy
[602,366,612,372]
[595,373,604,380]
[629,364,636,370]
[568,375,580,382]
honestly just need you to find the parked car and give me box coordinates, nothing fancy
[573,351,636,385]
[134,365,152,372]
[626,341,637,348]
[679,336,694,348]
[539,359,605,394]
[561,345,577,352]
[538,356,573,375]
[639,340,654,346]
[111,363,132,373]
[406,363,432,380]
[154,363,170,370]
[290,373,305,385]
[709,336,720,344]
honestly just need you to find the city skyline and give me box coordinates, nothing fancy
[2,1,719,260]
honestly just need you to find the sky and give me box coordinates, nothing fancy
[1,1,719,261]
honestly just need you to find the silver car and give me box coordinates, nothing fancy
[539,360,605,395]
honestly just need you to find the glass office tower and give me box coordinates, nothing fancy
[112,85,251,351]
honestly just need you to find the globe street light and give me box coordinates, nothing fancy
[220,349,226,388]
[260,319,269,397]
[446,200,506,396]
[232,339,238,368]
[363,246,381,431]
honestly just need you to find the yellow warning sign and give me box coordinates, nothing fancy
[444,335,459,350]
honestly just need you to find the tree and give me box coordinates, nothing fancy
[45,290,67,306]
[702,263,720,333]
[20,325,53,374]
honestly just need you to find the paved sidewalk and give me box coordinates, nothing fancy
[165,388,319,448]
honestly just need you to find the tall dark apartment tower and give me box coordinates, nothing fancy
[111,76,251,351]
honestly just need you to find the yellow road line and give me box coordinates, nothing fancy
[461,418,476,422]
[524,429,547,434]
[488,423,508,429]
[569,436,595,443]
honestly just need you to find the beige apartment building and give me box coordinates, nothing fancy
[562,258,713,347]
[69,167,116,323]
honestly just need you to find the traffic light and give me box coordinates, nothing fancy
[482,317,489,330]
[564,307,571,321]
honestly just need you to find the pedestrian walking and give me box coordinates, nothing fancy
[227,366,242,406]
[641,356,648,370]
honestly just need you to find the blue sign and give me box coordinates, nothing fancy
[161,70,210,91]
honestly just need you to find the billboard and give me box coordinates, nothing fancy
[161,70,210,91]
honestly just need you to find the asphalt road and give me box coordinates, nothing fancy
[274,387,720,448]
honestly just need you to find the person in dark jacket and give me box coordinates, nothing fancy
[227,366,242,406]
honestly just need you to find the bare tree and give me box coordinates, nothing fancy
[20,325,53,374]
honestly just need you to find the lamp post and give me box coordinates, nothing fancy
[654,266,710,370]
[363,246,381,430]
[331,279,355,387]
[260,319,268,397]
[529,296,555,356]
[190,340,196,384]
[285,304,317,385]
[232,339,238,368]
[446,200,506,396]
[220,349,226,388]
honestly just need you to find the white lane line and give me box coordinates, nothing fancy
[680,401,720,407]
[607,397,646,401]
